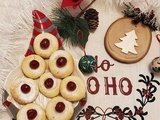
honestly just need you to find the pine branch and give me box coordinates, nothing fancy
[51,8,89,47]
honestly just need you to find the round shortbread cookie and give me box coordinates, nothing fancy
[10,78,39,104]
[17,103,46,120]
[39,72,61,98]
[46,96,74,120]
[60,76,86,102]
[21,55,46,79]
[33,33,59,58]
[48,50,74,78]
[105,17,152,63]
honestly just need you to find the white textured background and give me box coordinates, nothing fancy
[0,0,160,119]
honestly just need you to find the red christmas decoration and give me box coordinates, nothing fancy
[61,0,83,9]
[25,10,62,57]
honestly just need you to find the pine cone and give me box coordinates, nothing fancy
[84,8,99,31]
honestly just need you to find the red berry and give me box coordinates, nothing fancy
[134,8,141,12]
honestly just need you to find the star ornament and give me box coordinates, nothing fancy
[61,0,83,9]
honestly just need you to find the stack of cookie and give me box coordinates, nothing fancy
[9,32,86,120]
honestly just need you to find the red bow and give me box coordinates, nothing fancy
[61,0,83,9]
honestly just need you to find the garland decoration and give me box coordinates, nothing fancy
[122,3,160,31]
[51,0,96,47]
[77,73,160,120]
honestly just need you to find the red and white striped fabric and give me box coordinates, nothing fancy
[25,10,62,57]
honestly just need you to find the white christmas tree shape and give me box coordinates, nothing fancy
[114,30,138,54]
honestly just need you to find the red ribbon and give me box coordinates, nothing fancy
[156,34,160,43]
[80,99,87,106]
[76,30,86,55]
[3,100,11,107]
[25,10,62,57]
[95,106,113,120]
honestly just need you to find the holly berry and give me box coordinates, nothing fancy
[134,8,141,12]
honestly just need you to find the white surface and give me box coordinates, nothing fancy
[1,0,160,120]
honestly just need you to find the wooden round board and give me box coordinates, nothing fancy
[104,17,152,63]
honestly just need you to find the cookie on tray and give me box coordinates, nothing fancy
[60,76,86,102]
[46,96,74,120]
[10,78,39,104]
[39,72,61,98]
[33,33,59,59]
[17,103,46,120]
[21,54,46,79]
[48,50,74,78]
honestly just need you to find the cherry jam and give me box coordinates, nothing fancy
[56,57,67,68]
[29,60,39,69]
[40,38,50,49]
[27,109,37,120]
[21,84,31,94]
[44,78,54,89]
[67,81,76,91]
[55,102,65,113]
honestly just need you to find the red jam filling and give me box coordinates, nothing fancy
[27,109,37,120]
[21,84,31,94]
[44,78,54,89]
[40,38,50,49]
[67,81,76,91]
[56,57,67,68]
[29,60,39,69]
[55,102,65,113]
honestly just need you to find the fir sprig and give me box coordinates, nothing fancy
[51,8,89,48]
[122,3,160,31]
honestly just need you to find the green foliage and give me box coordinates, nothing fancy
[51,8,89,48]
[122,3,160,31]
